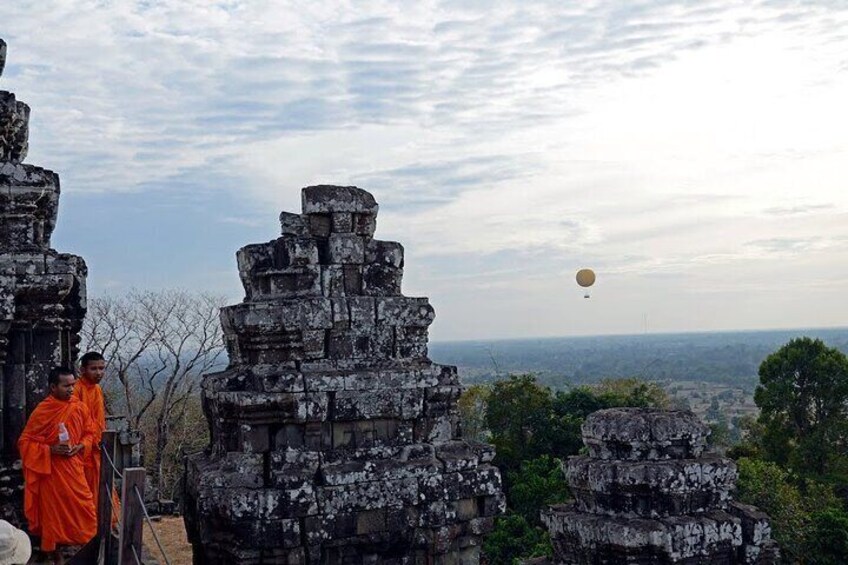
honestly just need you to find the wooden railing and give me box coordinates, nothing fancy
[97,431,170,565]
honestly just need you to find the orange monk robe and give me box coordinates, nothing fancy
[73,378,105,506]
[74,378,121,526]
[17,396,98,552]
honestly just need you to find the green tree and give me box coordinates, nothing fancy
[486,375,670,475]
[552,379,669,419]
[592,378,669,408]
[805,507,848,565]
[482,375,672,563]
[486,375,554,473]
[546,378,670,455]
[457,384,490,442]
[736,458,808,560]
[482,513,551,565]
[727,415,764,460]
[552,386,607,419]
[705,396,722,422]
[754,337,848,475]
[708,418,731,451]
[506,456,570,526]
[736,457,847,564]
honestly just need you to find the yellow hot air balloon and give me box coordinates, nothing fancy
[576,268,596,298]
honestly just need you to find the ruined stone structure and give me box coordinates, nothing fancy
[184,186,504,564]
[542,408,779,564]
[0,38,88,525]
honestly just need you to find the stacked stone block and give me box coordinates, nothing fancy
[184,185,504,564]
[0,37,88,525]
[542,408,779,564]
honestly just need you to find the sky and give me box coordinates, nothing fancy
[2,1,847,341]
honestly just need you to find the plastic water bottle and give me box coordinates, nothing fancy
[58,423,70,446]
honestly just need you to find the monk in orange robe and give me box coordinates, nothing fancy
[74,352,108,508]
[18,367,97,563]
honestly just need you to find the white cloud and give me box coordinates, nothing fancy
[2,0,847,338]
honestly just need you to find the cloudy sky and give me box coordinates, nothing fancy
[2,1,847,340]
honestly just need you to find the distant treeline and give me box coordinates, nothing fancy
[430,328,848,389]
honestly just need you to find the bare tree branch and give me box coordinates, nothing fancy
[80,289,227,497]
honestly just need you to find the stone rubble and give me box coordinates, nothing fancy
[0,37,88,526]
[542,408,780,564]
[184,185,505,564]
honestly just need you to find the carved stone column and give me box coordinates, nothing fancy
[184,185,504,564]
[542,408,780,564]
[0,37,88,526]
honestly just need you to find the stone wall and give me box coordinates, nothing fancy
[0,37,88,526]
[184,186,504,564]
[542,408,780,564]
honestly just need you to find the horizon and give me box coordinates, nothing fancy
[430,323,848,345]
[3,1,847,341]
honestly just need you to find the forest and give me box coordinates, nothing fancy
[432,328,848,388]
[463,336,848,564]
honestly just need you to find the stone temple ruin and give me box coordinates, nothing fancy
[184,186,505,564]
[542,408,779,564]
[0,38,88,525]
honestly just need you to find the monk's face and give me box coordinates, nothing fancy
[50,373,76,401]
[80,359,106,384]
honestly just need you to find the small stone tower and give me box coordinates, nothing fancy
[184,186,504,564]
[0,37,88,525]
[543,408,779,564]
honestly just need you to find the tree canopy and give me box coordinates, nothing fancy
[482,375,669,474]
[467,374,669,564]
[754,337,848,476]
[736,457,848,564]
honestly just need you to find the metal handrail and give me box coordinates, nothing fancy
[134,484,172,565]
[131,544,143,565]
[101,440,125,479]
[99,441,166,565]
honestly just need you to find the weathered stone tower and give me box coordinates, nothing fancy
[542,408,779,564]
[184,186,504,564]
[0,38,88,525]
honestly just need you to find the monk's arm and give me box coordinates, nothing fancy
[17,430,52,476]
[78,404,98,458]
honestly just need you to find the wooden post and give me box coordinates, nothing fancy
[99,430,117,564]
[118,468,146,565]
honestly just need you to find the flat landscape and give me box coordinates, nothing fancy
[431,327,848,424]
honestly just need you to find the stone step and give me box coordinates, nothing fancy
[582,408,709,461]
[565,455,737,517]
